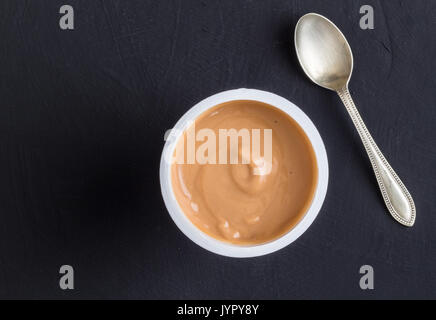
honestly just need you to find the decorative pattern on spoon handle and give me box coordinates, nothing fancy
[337,86,416,227]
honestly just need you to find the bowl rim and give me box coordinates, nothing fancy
[160,88,329,258]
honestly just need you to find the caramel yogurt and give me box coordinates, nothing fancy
[171,100,318,245]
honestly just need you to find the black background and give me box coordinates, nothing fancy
[0,0,435,299]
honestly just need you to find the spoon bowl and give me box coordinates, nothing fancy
[295,13,353,91]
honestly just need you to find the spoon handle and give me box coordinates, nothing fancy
[337,86,416,227]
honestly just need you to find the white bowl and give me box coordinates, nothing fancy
[160,89,328,258]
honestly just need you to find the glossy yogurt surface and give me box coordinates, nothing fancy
[171,100,318,245]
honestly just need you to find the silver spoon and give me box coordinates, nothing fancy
[294,13,416,227]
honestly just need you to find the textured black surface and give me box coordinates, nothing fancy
[0,0,435,299]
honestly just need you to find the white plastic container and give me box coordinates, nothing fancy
[160,89,328,257]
